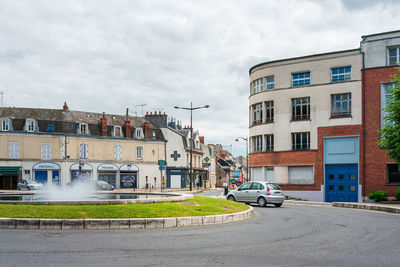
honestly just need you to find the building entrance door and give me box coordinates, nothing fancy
[325,164,358,202]
[35,171,48,184]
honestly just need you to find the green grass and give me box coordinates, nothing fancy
[0,196,248,219]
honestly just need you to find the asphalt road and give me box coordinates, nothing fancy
[0,205,399,266]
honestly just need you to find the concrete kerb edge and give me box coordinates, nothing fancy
[0,206,255,230]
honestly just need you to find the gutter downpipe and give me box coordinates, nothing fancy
[361,38,366,201]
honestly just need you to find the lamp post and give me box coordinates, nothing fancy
[235,137,249,183]
[174,103,209,191]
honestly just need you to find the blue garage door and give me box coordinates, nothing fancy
[35,171,48,184]
[325,164,358,202]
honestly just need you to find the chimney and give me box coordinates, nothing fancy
[144,120,151,139]
[144,111,168,128]
[101,112,107,136]
[125,108,131,138]
[63,102,69,112]
[221,153,226,160]
[199,136,205,144]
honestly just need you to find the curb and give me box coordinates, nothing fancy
[332,202,400,214]
[284,200,333,207]
[0,207,254,230]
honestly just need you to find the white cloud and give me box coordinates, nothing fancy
[0,0,399,156]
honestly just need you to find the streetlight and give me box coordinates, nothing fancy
[174,102,210,191]
[235,137,249,183]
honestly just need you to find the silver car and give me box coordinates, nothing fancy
[17,179,44,191]
[226,181,284,207]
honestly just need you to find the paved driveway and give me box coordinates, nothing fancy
[0,205,399,266]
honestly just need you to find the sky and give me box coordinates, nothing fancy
[0,0,399,156]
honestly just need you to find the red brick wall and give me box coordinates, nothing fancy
[364,66,398,197]
[249,125,362,192]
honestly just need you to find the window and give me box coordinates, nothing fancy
[266,76,274,90]
[289,166,314,184]
[387,163,400,184]
[27,120,35,132]
[47,124,54,132]
[253,136,263,152]
[265,135,274,152]
[252,78,264,93]
[114,145,122,160]
[79,143,88,159]
[135,128,143,139]
[292,72,310,87]
[265,101,274,123]
[388,47,400,66]
[239,183,252,190]
[331,93,351,118]
[331,66,351,82]
[114,126,122,137]
[41,144,51,160]
[79,123,88,135]
[252,103,263,125]
[251,182,264,190]
[266,167,274,182]
[292,132,310,151]
[136,146,143,159]
[292,97,310,120]
[9,142,19,159]
[381,83,398,126]
[1,119,9,131]
[151,131,157,139]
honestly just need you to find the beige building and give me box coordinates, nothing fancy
[0,104,166,190]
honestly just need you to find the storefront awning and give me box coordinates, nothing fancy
[0,166,22,176]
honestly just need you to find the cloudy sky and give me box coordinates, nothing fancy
[0,0,398,156]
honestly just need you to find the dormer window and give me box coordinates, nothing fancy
[26,119,36,132]
[1,119,10,131]
[114,126,122,137]
[79,123,88,135]
[135,128,143,139]
[151,130,156,139]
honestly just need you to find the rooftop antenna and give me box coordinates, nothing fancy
[136,104,147,117]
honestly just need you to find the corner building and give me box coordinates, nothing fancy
[249,49,363,202]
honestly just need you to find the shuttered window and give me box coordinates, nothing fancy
[9,142,20,159]
[79,143,88,159]
[41,144,51,160]
[114,145,122,160]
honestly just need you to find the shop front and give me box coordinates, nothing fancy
[119,164,139,189]
[0,166,21,190]
[70,163,92,183]
[98,163,118,187]
[33,162,61,186]
[166,168,187,189]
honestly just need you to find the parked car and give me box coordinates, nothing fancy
[226,181,284,207]
[17,179,44,191]
[95,180,114,191]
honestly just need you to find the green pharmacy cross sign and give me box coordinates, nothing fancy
[204,157,210,162]
[158,160,167,166]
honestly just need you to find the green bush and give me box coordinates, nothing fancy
[395,187,400,201]
[368,190,388,202]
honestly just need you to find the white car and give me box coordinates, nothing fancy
[226,181,284,207]
[17,180,44,191]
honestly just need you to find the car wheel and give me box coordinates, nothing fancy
[228,195,236,202]
[274,203,282,207]
[257,197,266,207]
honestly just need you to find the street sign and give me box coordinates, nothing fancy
[204,157,210,162]
[159,165,165,170]
[158,160,167,166]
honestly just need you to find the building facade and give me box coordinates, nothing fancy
[361,30,400,198]
[0,104,166,190]
[249,49,363,202]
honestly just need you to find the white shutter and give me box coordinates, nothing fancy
[252,167,264,181]
[9,143,13,158]
[41,144,46,159]
[289,166,313,184]
[119,145,122,160]
[48,144,52,159]
[266,168,275,182]
[84,144,88,159]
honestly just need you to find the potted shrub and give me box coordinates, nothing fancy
[367,190,388,202]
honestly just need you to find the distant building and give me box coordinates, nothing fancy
[0,104,166,190]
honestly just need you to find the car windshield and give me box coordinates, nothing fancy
[27,180,40,184]
[267,184,281,190]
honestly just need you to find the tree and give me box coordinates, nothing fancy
[378,65,400,166]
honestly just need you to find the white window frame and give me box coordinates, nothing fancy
[1,119,10,131]
[331,93,351,118]
[381,82,397,126]
[79,123,88,135]
[79,143,88,159]
[266,76,274,90]
[292,72,310,87]
[41,143,51,160]
[135,128,143,139]
[265,135,274,152]
[114,126,122,137]
[9,142,20,159]
[252,103,263,125]
[292,132,310,151]
[265,101,274,123]
[253,136,263,152]
[26,119,36,132]
[331,66,351,82]
[114,145,122,160]
[136,146,143,160]
[388,47,400,66]
[252,78,264,94]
